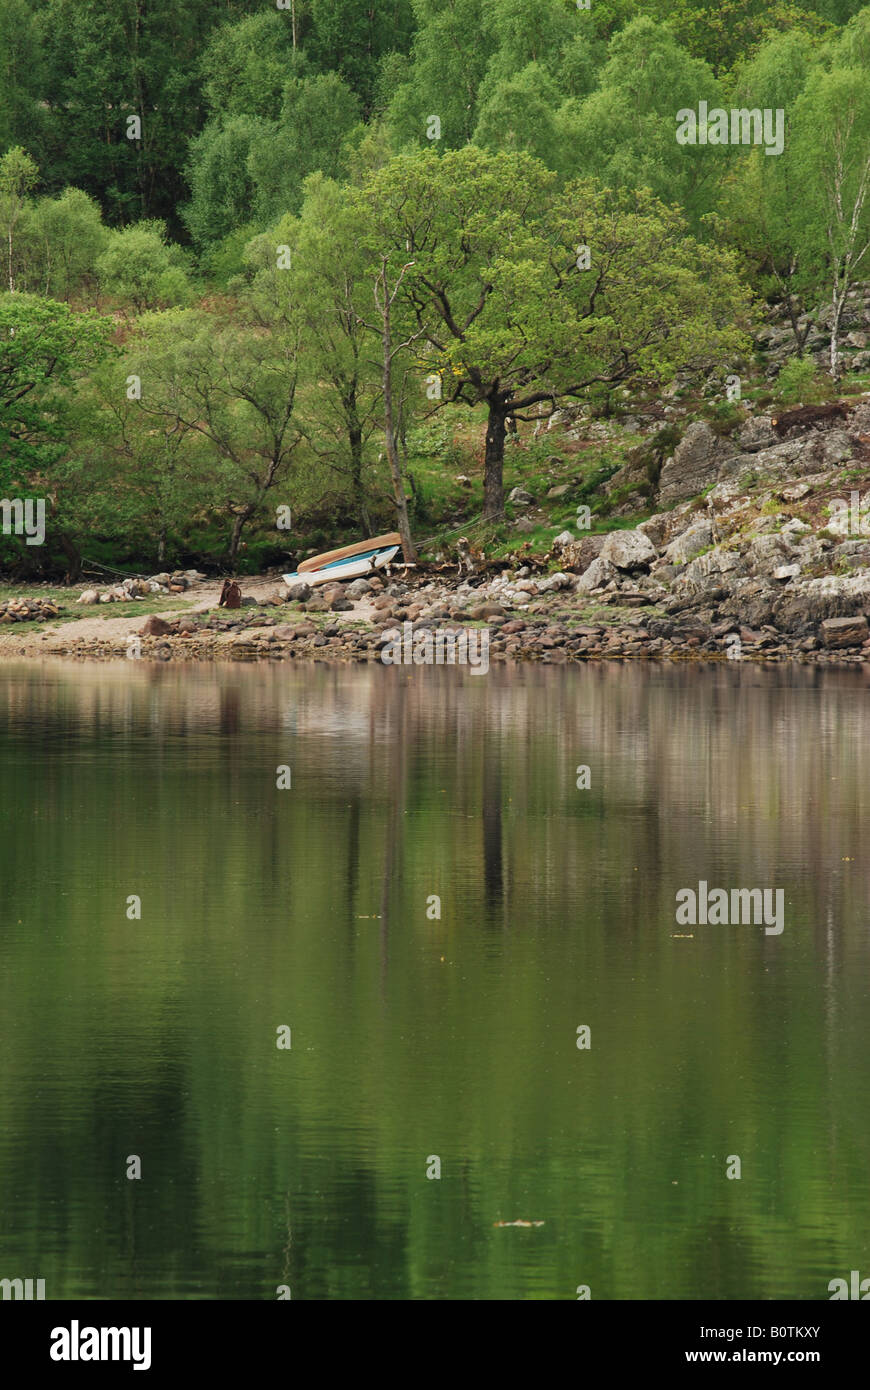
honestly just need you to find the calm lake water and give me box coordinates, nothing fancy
[1,658,869,1301]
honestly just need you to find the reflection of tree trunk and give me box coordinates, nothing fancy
[281,1192,293,1288]
[378,677,408,991]
[219,685,241,735]
[345,795,361,927]
[482,751,504,916]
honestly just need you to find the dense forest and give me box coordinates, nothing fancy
[1,0,869,576]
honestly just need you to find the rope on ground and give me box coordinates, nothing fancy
[80,559,147,579]
[416,512,493,549]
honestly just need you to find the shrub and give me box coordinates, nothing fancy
[775,357,820,405]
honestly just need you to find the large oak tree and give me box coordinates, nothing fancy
[360,146,751,518]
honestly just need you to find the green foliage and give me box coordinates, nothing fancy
[33,0,263,233]
[25,188,109,301]
[96,221,191,311]
[121,297,302,562]
[775,356,823,402]
[306,0,416,109]
[0,293,112,480]
[0,145,38,292]
[472,64,564,170]
[182,117,269,249]
[0,2,44,155]
[200,13,303,121]
[247,73,361,224]
[0,0,867,567]
[569,18,724,228]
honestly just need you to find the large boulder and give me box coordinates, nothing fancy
[847,402,870,436]
[673,545,745,594]
[664,519,713,565]
[637,513,670,548]
[657,422,725,508]
[558,533,605,574]
[141,615,173,636]
[822,615,869,648]
[600,528,657,570]
[744,533,793,577]
[575,556,619,593]
[738,416,777,452]
[774,573,870,633]
[832,538,870,568]
[716,579,779,630]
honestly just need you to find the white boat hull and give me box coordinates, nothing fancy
[284,545,400,588]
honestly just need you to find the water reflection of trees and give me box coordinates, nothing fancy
[2,660,870,1297]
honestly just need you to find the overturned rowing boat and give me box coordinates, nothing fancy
[284,533,401,588]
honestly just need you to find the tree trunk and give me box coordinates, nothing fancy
[347,401,371,532]
[785,296,810,357]
[483,397,507,520]
[830,288,844,381]
[381,281,416,561]
[58,532,82,585]
[227,509,251,567]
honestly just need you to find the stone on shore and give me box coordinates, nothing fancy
[599,529,657,570]
[821,615,869,649]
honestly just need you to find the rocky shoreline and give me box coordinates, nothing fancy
[6,401,870,670]
[5,564,870,668]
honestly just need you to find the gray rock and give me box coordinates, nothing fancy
[832,539,870,568]
[657,422,724,508]
[774,574,870,632]
[637,513,669,548]
[745,533,793,577]
[346,578,373,598]
[773,564,801,581]
[738,416,776,452]
[819,429,854,467]
[847,402,870,435]
[552,530,575,548]
[575,557,619,593]
[547,483,572,499]
[665,519,712,565]
[779,483,811,502]
[600,528,657,570]
[674,545,745,594]
[285,581,312,602]
[536,571,573,593]
[508,486,535,505]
